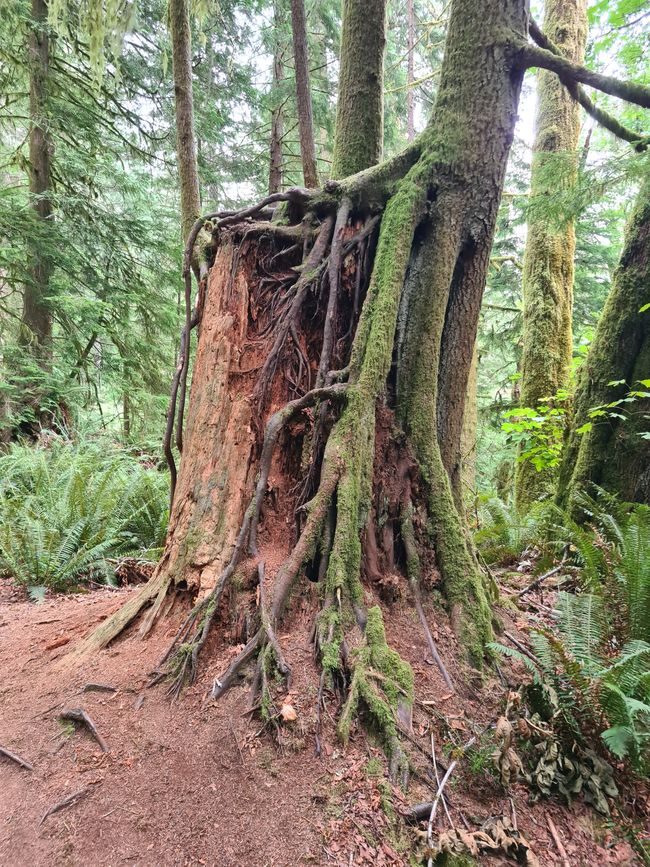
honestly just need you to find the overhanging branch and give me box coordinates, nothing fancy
[521,39,650,110]
[529,20,648,151]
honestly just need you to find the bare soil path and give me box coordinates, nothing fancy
[0,577,642,866]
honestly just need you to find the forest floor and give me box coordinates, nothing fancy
[0,570,645,866]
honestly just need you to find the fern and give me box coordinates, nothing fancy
[0,437,169,591]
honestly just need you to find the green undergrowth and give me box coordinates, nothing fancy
[0,436,168,592]
[490,490,650,777]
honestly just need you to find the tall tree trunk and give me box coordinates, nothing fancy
[557,176,650,507]
[515,0,588,509]
[268,0,285,194]
[23,0,53,359]
[331,0,387,178]
[169,0,201,243]
[406,0,415,143]
[290,0,319,188]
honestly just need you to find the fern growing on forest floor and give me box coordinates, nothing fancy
[0,437,168,592]
[490,493,650,774]
[473,495,558,564]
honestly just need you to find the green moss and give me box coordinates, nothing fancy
[338,607,413,765]
[364,757,383,778]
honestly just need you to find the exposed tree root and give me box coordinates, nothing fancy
[0,745,34,771]
[59,707,109,752]
[74,161,492,778]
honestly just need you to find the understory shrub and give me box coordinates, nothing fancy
[491,490,650,774]
[0,436,168,592]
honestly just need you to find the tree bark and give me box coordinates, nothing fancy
[169,0,201,243]
[289,0,319,188]
[460,343,478,498]
[22,0,53,359]
[331,0,387,179]
[268,0,285,194]
[557,176,650,508]
[406,0,415,143]
[515,0,588,509]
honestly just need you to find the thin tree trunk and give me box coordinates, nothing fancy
[169,0,201,243]
[268,0,285,194]
[331,0,387,178]
[558,177,650,507]
[406,0,415,142]
[515,0,588,508]
[23,0,53,359]
[289,0,318,188]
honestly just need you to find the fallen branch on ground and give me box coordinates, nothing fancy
[40,787,90,826]
[0,745,33,770]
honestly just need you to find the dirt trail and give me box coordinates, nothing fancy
[0,578,641,866]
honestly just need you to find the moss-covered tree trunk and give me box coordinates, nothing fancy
[557,176,650,507]
[515,0,588,508]
[169,0,201,243]
[330,0,387,178]
[23,0,53,359]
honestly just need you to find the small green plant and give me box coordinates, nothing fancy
[501,389,570,472]
[0,436,168,591]
[576,378,650,439]
[491,490,650,775]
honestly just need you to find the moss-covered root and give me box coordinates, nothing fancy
[338,606,414,785]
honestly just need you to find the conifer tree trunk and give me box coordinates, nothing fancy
[331,0,387,178]
[169,0,201,243]
[290,0,318,188]
[406,0,415,143]
[268,0,285,194]
[23,0,53,359]
[558,176,650,507]
[515,0,588,508]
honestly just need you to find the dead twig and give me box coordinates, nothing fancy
[59,708,109,752]
[430,733,454,829]
[503,631,539,667]
[39,787,90,826]
[517,563,563,598]
[0,745,33,770]
[427,761,457,867]
[546,815,570,867]
[78,683,117,695]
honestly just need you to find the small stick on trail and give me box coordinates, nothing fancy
[59,708,109,752]
[546,815,570,867]
[39,787,90,826]
[78,682,118,695]
[0,745,34,770]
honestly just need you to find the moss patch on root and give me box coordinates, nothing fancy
[338,606,413,779]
